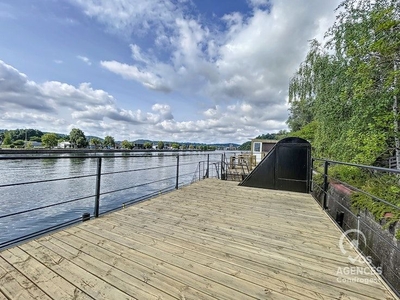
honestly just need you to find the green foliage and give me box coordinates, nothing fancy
[255,133,278,140]
[171,143,179,149]
[157,141,164,149]
[290,121,318,144]
[396,230,400,240]
[41,133,58,148]
[103,136,115,148]
[287,0,400,225]
[13,139,25,147]
[29,136,42,142]
[25,141,33,149]
[0,129,44,143]
[90,138,101,148]
[288,0,400,165]
[69,128,88,148]
[121,140,133,149]
[238,141,251,151]
[351,174,400,222]
[2,131,12,145]
[144,142,153,149]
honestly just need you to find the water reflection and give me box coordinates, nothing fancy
[0,152,228,247]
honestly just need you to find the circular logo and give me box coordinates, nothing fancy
[339,229,367,264]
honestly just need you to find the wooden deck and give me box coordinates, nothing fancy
[0,179,398,300]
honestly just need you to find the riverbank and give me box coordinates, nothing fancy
[0,148,215,155]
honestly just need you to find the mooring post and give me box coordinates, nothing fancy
[175,155,179,189]
[82,212,90,222]
[206,154,210,178]
[323,160,329,210]
[94,157,102,218]
[335,211,344,228]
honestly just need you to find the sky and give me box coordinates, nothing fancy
[0,0,340,144]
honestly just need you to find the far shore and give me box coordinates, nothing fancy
[0,148,218,155]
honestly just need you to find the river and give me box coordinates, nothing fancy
[0,151,235,248]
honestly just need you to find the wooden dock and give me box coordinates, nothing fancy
[0,179,398,299]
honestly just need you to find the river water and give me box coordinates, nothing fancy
[0,151,233,248]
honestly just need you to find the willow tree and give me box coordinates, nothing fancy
[288,0,400,166]
[326,0,400,166]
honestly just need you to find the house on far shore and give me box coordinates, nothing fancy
[30,141,42,148]
[58,141,71,149]
[251,139,278,164]
[133,141,145,149]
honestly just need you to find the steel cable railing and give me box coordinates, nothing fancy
[0,153,223,251]
[311,158,400,295]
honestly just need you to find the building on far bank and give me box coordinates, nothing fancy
[58,141,71,148]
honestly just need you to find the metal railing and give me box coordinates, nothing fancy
[220,152,251,181]
[0,153,222,250]
[311,158,400,295]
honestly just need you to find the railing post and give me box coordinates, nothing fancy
[198,161,201,181]
[94,157,102,218]
[175,155,179,189]
[323,160,329,210]
[220,154,224,180]
[310,158,314,192]
[206,154,210,178]
[356,210,361,249]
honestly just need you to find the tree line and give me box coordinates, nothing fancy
[287,0,399,168]
[0,128,217,150]
[286,0,399,223]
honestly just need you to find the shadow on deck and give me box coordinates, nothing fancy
[0,179,398,300]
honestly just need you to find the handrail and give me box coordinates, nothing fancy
[0,153,223,250]
[313,158,400,175]
[311,157,400,295]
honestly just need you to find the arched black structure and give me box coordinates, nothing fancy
[239,137,311,193]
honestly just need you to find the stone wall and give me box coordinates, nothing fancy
[313,183,400,293]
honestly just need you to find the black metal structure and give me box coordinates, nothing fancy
[239,137,311,193]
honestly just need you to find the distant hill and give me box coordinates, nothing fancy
[0,129,240,146]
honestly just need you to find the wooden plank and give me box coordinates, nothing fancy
[116,206,355,263]
[67,224,335,300]
[35,236,187,300]
[43,233,219,300]
[96,215,390,299]
[60,225,293,300]
[78,220,383,300]
[18,241,141,300]
[0,291,8,300]
[1,247,91,300]
[0,256,51,300]
[105,210,358,273]
[0,179,397,300]
[133,200,343,245]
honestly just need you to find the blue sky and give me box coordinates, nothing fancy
[0,0,340,143]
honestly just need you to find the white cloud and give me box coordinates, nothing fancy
[94,0,339,113]
[1,1,342,143]
[101,60,172,92]
[54,60,63,64]
[77,55,92,65]
[69,0,185,37]
[247,0,270,7]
